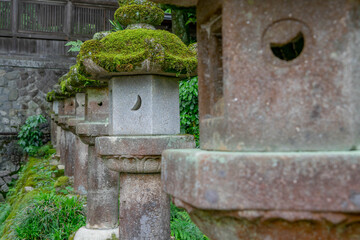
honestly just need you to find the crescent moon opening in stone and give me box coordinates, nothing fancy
[131,95,142,111]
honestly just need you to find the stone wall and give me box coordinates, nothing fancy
[0,55,75,200]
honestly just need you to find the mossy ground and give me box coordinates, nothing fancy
[0,149,85,240]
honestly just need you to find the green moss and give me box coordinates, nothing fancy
[54,176,70,188]
[47,61,107,102]
[118,0,158,6]
[78,29,197,76]
[115,4,164,26]
[0,152,78,239]
[46,91,56,102]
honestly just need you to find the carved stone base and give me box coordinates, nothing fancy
[96,135,195,240]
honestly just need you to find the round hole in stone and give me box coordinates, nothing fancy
[270,32,304,61]
[98,102,103,106]
[131,95,142,111]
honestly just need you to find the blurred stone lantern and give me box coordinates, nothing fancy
[153,0,360,239]
[47,66,119,239]
[75,0,198,238]
[48,78,89,195]
[75,84,120,239]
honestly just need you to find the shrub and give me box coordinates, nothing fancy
[17,115,47,156]
[179,76,199,146]
[15,192,86,240]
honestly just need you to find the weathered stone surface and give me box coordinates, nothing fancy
[64,131,76,177]
[74,226,119,240]
[0,170,10,177]
[198,0,360,152]
[0,177,5,185]
[182,206,360,240]
[119,173,170,240]
[10,174,18,180]
[162,149,360,212]
[51,119,57,146]
[85,87,109,122]
[86,146,119,229]
[76,122,109,145]
[8,88,18,101]
[64,97,76,115]
[74,136,88,195]
[75,93,86,119]
[0,184,9,192]
[4,71,20,80]
[0,76,5,87]
[96,135,195,156]
[0,193,4,202]
[3,176,12,184]
[109,75,180,135]
[59,128,66,165]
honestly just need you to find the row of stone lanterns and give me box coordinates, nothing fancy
[47,0,197,239]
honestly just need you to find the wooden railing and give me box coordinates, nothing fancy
[0,0,118,57]
[0,0,172,58]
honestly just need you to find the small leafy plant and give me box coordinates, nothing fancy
[18,115,47,156]
[65,40,83,52]
[179,76,199,146]
[109,19,124,32]
[170,202,208,240]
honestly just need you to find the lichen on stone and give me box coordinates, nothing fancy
[93,31,112,40]
[78,29,197,76]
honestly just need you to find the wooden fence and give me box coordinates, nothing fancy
[0,0,171,58]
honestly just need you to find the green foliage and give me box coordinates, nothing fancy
[15,193,86,240]
[179,76,199,146]
[17,115,47,156]
[65,40,84,53]
[109,19,124,32]
[35,144,56,158]
[1,150,85,240]
[106,233,119,240]
[170,202,208,240]
[0,203,11,233]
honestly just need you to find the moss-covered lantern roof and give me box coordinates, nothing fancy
[46,0,197,102]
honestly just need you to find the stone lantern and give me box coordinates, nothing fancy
[47,66,119,239]
[65,92,88,195]
[57,96,76,177]
[76,0,197,238]
[153,0,360,239]
[75,84,120,239]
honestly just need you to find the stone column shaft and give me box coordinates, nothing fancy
[119,173,170,240]
[74,136,88,195]
[64,131,76,177]
[86,145,119,229]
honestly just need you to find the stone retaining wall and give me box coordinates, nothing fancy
[0,55,75,201]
